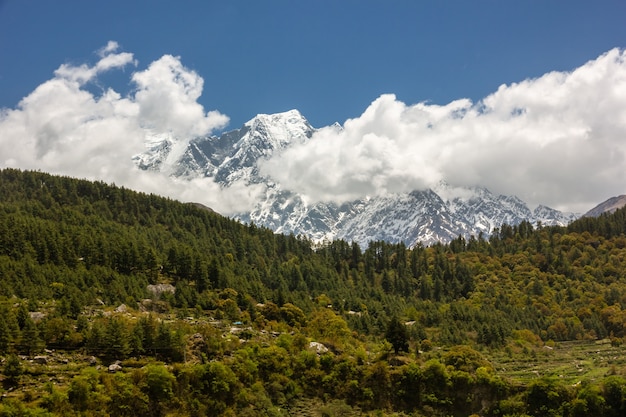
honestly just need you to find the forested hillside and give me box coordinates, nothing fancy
[0,168,625,417]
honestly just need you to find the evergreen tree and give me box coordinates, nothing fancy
[20,317,43,355]
[105,317,131,358]
[385,316,409,354]
[0,317,12,354]
[3,354,23,384]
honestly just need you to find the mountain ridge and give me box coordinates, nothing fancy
[583,195,626,218]
[134,110,579,246]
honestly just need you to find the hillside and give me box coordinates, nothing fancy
[0,168,625,416]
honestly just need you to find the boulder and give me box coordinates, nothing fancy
[147,284,175,298]
[114,304,128,313]
[108,363,122,373]
[309,341,329,354]
[33,356,48,365]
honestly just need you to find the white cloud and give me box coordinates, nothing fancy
[260,48,626,213]
[98,40,121,57]
[54,41,136,84]
[0,42,248,214]
[2,44,625,216]
[132,55,228,138]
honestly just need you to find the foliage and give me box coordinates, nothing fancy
[0,169,626,415]
[385,316,409,354]
[3,353,23,384]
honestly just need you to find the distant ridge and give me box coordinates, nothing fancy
[188,202,215,213]
[583,195,626,217]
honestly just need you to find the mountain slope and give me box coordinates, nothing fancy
[134,110,578,246]
[583,195,626,218]
[2,169,626,417]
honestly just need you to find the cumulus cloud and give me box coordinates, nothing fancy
[0,42,254,214]
[132,55,228,138]
[260,48,626,213]
[2,44,625,216]
[54,41,136,84]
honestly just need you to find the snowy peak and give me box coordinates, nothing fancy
[236,109,313,161]
[215,110,315,185]
[533,205,578,225]
[244,109,312,136]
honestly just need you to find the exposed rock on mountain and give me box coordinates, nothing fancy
[583,195,626,218]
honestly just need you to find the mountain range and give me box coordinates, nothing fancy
[133,110,579,247]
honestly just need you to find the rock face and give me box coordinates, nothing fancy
[147,284,176,298]
[134,110,578,247]
[583,195,626,218]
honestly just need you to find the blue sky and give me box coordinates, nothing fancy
[1,1,626,214]
[2,0,625,128]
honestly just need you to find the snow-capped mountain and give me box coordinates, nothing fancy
[134,110,578,247]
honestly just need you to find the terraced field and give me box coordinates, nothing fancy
[489,339,626,385]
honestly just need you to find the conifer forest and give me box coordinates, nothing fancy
[0,168,625,416]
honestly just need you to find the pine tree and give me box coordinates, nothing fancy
[385,316,409,354]
[4,354,23,384]
[20,317,43,355]
[0,317,12,354]
[105,317,131,358]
